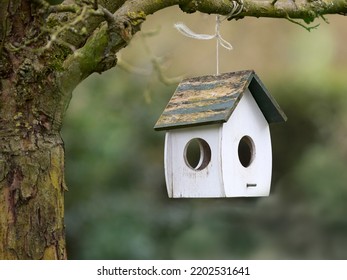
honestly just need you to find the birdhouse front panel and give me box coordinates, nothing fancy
[164,124,224,198]
[221,88,272,197]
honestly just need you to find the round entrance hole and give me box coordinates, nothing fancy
[184,138,211,171]
[238,136,255,168]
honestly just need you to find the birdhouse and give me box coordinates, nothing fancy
[154,70,287,198]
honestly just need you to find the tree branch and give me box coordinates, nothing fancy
[115,0,347,21]
[240,0,347,22]
[45,0,127,51]
[58,0,347,96]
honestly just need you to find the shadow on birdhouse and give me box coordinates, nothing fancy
[154,70,287,198]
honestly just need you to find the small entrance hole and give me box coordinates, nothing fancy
[184,138,211,171]
[238,136,255,168]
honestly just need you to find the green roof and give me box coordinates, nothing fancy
[154,70,287,131]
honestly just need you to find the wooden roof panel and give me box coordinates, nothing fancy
[154,70,287,131]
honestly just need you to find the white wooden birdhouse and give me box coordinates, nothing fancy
[154,70,287,198]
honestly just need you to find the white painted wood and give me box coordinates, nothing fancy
[164,125,225,198]
[163,89,272,198]
[221,89,272,197]
[164,133,173,197]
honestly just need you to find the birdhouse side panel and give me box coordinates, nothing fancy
[164,125,225,198]
[221,89,272,197]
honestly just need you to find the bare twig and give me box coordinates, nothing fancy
[285,15,320,31]
[100,6,116,25]
[320,14,330,24]
[117,55,151,76]
[40,5,90,52]
[140,33,182,85]
[48,5,80,14]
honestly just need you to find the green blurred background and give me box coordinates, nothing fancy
[62,7,347,259]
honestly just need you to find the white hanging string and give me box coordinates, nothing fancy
[175,16,231,75]
[174,0,243,75]
[173,22,217,41]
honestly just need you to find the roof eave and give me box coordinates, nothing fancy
[154,119,225,131]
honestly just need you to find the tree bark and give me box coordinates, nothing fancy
[0,0,69,259]
[0,0,346,259]
[0,137,67,259]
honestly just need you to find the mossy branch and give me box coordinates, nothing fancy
[114,0,347,20]
[58,0,347,95]
[240,0,347,21]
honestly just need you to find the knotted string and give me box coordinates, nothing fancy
[174,0,243,75]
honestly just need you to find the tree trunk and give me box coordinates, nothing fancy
[0,136,67,259]
[0,0,69,259]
